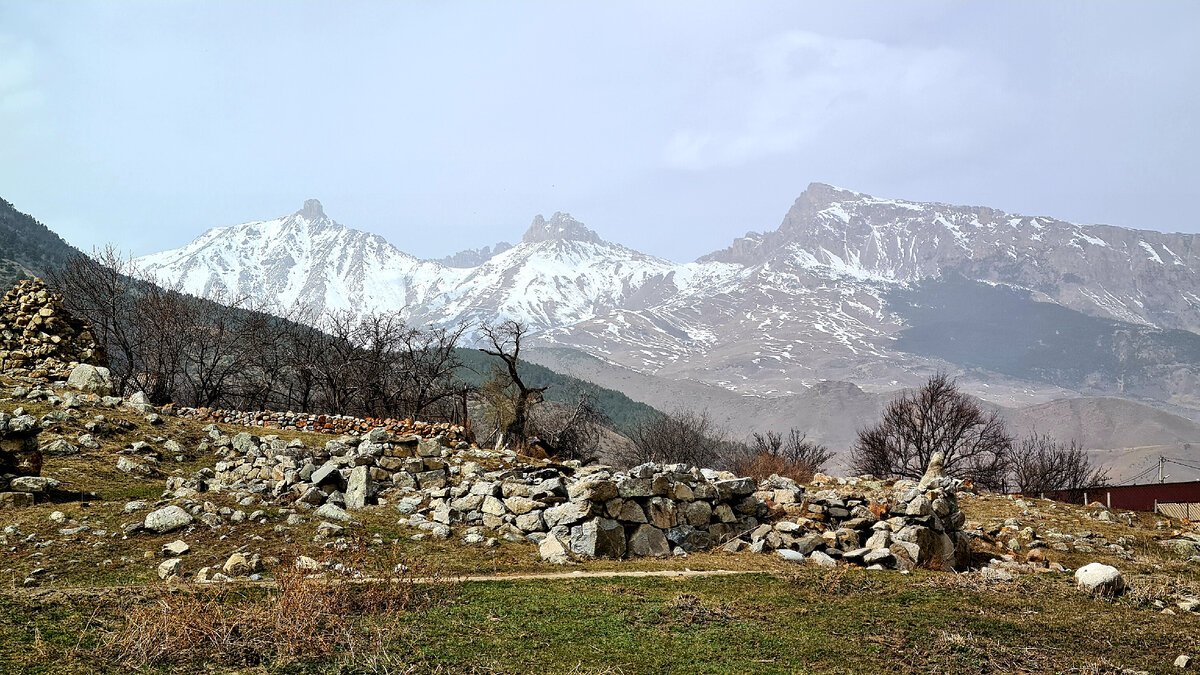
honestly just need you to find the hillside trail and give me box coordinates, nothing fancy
[6,568,766,602]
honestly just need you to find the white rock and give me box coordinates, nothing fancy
[809,550,837,568]
[776,549,805,562]
[158,558,183,580]
[162,540,190,556]
[67,364,114,395]
[1074,562,1125,597]
[314,502,353,523]
[539,534,571,565]
[144,505,194,533]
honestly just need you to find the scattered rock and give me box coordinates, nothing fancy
[67,364,114,395]
[314,503,353,523]
[162,540,190,556]
[158,558,183,580]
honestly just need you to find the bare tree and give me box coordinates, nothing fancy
[273,305,326,412]
[621,408,729,469]
[397,323,467,421]
[1010,434,1109,496]
[312,309,369,415]
[851,373,1014,490]
[175,291,262,407]
[478,320,545,448]
[49,246,146,395]
[528,392,609,462]
[355,310,410,418]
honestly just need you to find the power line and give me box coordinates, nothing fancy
[1114,463,1160,486]
[1164,457,1200,472]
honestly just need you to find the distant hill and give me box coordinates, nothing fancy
[0,198,81,287]
[889,275,1200,407]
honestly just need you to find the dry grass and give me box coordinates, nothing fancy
[107,536,459,667]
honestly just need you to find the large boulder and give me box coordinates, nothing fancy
[67,364,114,395]
[1075,563,1126,597]
[539,534,572,565]
[144,505,194,533]
[627,524,671,557]
[9,476,57,493]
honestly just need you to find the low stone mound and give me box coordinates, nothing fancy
[0,278,105,380]
[172,407,469,443]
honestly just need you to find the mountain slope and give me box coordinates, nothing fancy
[704,183,1199,331]
[889,275,1200,408]
[0,198,82,287]
[536,183,1200,405]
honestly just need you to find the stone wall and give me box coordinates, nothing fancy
[172,407,469,444]
[173,425,971,569]
[0,411,58,508]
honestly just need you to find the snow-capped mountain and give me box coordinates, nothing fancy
[535,183,1199,401]
[137,184,1200,414]
[705,183,1199,332]
[136,204,739,334]
[136,199,458,318]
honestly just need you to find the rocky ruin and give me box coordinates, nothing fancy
[0,278,104,380]
[171,425,972,569]
[0,410,49,508]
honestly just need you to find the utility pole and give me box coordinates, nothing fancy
[1159,456,1169,484]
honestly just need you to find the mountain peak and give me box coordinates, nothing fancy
[522,212,602,245]
[296,199,326,220]
[798,182,864,206]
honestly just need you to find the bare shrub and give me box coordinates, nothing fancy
[731,429,833,483]
[1010,433,1109,495]
[620,408,731,469]
[851,372,1013,491]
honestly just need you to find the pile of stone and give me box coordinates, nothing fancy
[170,427,972,569]
[715,453,971,571]
[0,411,59,508]
[172,406,469,443]
[0,278,105,380]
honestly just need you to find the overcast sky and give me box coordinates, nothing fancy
[1,1,1197,261]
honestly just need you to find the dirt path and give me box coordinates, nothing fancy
[8,568,768,602]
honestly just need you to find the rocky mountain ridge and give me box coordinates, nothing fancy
[133,184,1200,432]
